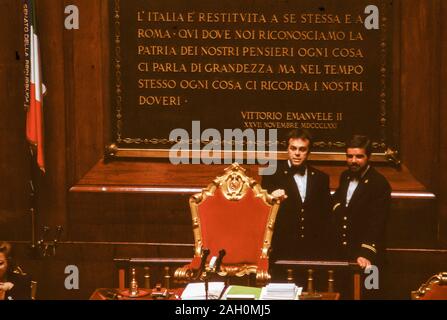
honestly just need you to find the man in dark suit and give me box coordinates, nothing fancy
[262,129,332,264]
[332,135,391,269]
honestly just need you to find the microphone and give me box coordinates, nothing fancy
[214,249,226,273]
[197,248,210,279]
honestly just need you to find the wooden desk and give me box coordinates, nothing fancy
[90,288,339,300]
[90,288,184,300]
[300,292,340,300]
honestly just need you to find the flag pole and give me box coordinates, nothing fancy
[24,0,40,257]
[28,148,39,257]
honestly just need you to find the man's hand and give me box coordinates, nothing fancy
[356,257,371,269]
[271,189,287,200]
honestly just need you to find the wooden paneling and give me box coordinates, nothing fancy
[73,161,428,193]
[400,0,441,191]
[64,0,105,185]
[439,0,447,246]
[387,199,437,248]
[36,0,67,228]
[68,192,194,243]
[0,0,30,240]
[383,249,447,299]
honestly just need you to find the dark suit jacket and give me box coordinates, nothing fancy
[262,161,332,261]
[332,166,391,264]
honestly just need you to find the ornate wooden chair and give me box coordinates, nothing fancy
[174,163,281,286]
[412,272,447,300]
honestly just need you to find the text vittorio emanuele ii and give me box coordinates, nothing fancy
[135,10,366,121]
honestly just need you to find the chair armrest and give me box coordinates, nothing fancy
[174,256,202,283]
[255,258,271,286]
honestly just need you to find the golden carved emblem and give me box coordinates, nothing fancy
[218,164,250,200]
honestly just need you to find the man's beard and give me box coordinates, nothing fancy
[348,164,364,178]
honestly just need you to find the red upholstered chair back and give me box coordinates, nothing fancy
[412,272,447,300]
[198,187,271,265]
[175,163,281,285]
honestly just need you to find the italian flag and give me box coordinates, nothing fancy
[25,0,45,172]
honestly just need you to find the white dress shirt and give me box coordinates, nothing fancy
[346,165,371,206]
[288,160,307,202]
[346,179,359,206]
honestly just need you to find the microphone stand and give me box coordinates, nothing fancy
[195,248,211,300]
[196,248,210,281]
[203,256,216,301]
[204,249,226,300]
[215,249,226,274]
[205,278,209,301]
